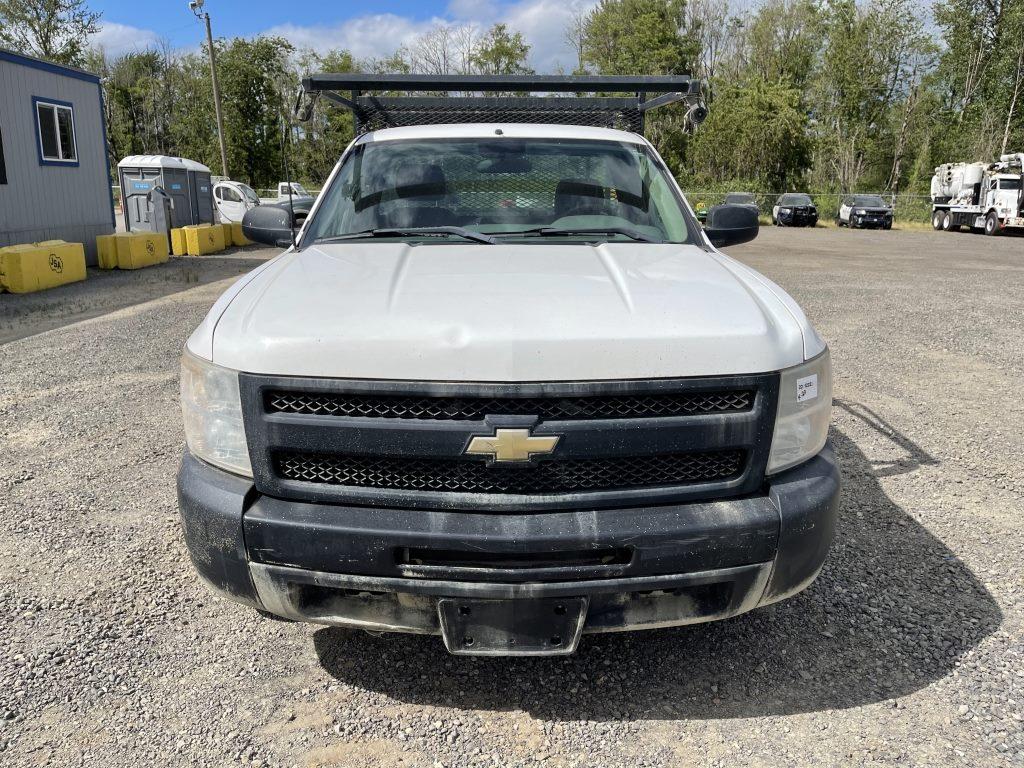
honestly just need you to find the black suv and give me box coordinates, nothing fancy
[772,193,818,227]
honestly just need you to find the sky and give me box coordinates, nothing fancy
[90,0,596,72]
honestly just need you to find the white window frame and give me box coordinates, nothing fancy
[35,99,78,165]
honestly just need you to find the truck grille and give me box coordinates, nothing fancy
[241,373,778,511]
[275,450,745,495]
[265,389,754,421]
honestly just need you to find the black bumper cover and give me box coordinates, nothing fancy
[778,212,818,226]
[177,444,840,623]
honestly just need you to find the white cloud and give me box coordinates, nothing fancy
[92,21,161,58]
[500,0,597,73]
[265,0,599,73]
[265,14,447,63]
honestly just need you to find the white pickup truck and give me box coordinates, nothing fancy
[177,75,838,656]
[259,181,314,205]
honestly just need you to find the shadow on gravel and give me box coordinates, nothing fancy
[313,426,1000,720]
[834,399,939,478]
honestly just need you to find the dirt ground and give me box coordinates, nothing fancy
[1,228,1021,767]
[0,249,269,344]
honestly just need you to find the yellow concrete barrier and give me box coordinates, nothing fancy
[220,222,233,245]
[95,232,169,270]
[184,224,225,256]
[170,228,188,256]
[0,241,87,293]
[230,222,250,247]
[96,234,118,269]
[115,232,169,270]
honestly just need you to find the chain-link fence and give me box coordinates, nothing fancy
[682,190,934,223]
[255,188,322,199]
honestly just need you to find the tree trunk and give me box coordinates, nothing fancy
[1001,28,1024,154]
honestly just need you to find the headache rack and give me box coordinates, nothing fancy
[296,73,708,135]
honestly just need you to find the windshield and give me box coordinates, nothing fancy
[302,137,694,244]
[999,178,1022,190]
[779,194,812,206]
[238,184,260,205]
[725,193,755,205]
[854,195,887,207]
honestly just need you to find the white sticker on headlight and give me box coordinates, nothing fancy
[796,374,818,401]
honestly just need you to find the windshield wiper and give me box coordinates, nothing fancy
[492,226,661,243]
[311,226,496,245]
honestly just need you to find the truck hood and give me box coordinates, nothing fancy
[196,242,813,381]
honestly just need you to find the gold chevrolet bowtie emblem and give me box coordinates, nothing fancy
[465,428,560,463]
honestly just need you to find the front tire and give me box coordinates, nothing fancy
[985,211,1000,236]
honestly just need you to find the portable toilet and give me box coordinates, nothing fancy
[117,155,214,233]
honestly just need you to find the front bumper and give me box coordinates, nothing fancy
[177,444,839,650]
[778,211,818,226]
[852,215,892,228]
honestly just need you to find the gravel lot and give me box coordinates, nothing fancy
[1,227,1021,767]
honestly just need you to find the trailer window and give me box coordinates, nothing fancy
[34,99,77,164]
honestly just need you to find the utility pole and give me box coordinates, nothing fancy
[190,0,229,178]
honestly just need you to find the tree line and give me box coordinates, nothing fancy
[3,0,1023,208]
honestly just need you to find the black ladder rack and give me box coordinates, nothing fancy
[297,73,707,135]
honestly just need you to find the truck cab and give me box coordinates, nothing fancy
[177,75,838,656]
[984,174,1022,215]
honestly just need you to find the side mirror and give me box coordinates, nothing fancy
[704,204,759,248]
[242,204,296,247]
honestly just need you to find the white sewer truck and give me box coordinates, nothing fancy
[930,153,1024,235]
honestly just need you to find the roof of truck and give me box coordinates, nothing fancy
[355,123,648,145]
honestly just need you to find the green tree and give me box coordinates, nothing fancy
[0,0,100,65]
[689,79,813,190]
[215,36,295,185]
[579,0,701,174]
[935,0,1024,158]
[470,23,533,75]
[744,0,819,90]
[293,48,358,184]
[582,0,699,75]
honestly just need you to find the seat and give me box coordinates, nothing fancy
[553,179,614,219]
[382,164,459,228]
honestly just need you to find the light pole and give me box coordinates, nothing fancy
[189,0,229,179]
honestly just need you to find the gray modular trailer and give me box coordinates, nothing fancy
[0,48,114,263]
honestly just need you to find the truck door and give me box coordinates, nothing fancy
[214,183,247,223]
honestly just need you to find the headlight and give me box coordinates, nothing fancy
[855,209,866,215]
[767,349,833,474]
[780,207,792,213]
[180,349,252,477]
